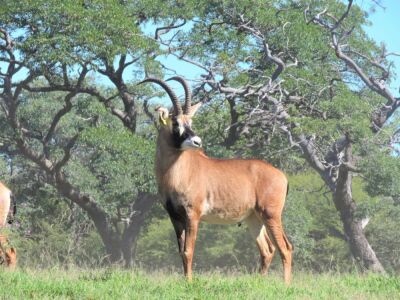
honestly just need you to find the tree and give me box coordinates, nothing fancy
[0,0,216,266]
[2,0,398,273]
[0,0,162,265]
[142,0,398,272]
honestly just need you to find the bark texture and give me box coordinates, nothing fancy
[333,143,385,272]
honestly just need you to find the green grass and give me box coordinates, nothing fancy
[0,269,399,300]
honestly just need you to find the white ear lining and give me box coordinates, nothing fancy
[155,107,170,125]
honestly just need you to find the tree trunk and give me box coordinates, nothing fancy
[121,192,158,268]
[333,144,385,273]
[54,174,156,266]
[299,135,385,273]
[54,174,122,263]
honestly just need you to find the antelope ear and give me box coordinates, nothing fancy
[155,107,170,126]
[188,102,202,117]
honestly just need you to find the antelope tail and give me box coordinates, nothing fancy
[7,193,16,224]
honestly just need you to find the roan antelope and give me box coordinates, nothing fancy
[140,77,292,284]
[0,181,17,269]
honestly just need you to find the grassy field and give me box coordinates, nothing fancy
[0,269,399,300]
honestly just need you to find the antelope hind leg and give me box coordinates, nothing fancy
[5,247,16,270]
[264,217,292,285]
[245,213,275,275]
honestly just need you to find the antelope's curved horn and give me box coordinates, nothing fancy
[167,76,192,114]
[138,78,183,115]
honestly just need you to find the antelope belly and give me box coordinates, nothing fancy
[200,207,253,224]
[201,215,244,224]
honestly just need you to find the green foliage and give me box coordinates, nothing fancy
[360,148,400,198]
[3,84,157,265]
[7,181,105,268]
[0,156,11,180]
[294,86,374,142]
[368,198,400,272]
[288,172,349,271]
[135,216,180,269]
[283,191,315,269]
[0,0,150,64]
[1,0,398,274]
[79,124,156,196]
[8,90,398,272]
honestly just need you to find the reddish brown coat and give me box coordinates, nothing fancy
[156,120,292,284]
[0,182,17,269]
[141,76,292,284]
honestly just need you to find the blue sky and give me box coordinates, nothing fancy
[361,0,400,92]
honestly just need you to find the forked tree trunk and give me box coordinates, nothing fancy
[333,144,385,273]
[55,174,156,266]
[14,135,155,266]
[121,192,157,268]
[299,135,385,273]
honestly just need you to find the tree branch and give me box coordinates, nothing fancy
[308,1,400,130]
[155,19,186,40]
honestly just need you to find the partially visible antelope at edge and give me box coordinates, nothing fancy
[0,181,17,269]
[139,77,293,284]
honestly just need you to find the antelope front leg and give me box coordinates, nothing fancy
[165,199,187,270]
[183,213,200,282]
[170,219,186,274]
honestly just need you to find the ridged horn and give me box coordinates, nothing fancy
[138,77,183,115]
[167,76,192,114]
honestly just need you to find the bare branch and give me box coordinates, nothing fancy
[347,49,389,79]
[43,91,76,153]
[143,97,156,126]
[332,0,353,31]
[308,2,400,130]
[0,28,15,51]
[62,63,70,87]
[53,133,80,172]
[298,134,336,191]
[155,19,186,40]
